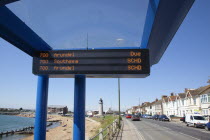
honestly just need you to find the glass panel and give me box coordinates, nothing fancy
[208,93,210,102]
[6,0,149,49]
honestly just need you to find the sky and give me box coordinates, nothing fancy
[0,0,210,111]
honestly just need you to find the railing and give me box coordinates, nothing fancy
[89,119,120,140]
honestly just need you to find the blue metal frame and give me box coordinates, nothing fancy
[73,75,86,140]
[0,6,52,56]
[0,1,195,140]
[142,0,195,65]
[0,0,19,6]
[34,76,49,140]
[141,0,160,49]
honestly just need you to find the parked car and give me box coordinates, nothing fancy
[131,115,141,121]
[142,114,150,118]
[180,117,185,122]
[152,115,159,120]
[205,122,210,131]
[186,114,208,128]
[141,114,146,118]
[145,115,152,119]
[126,114,132,119]
[203,115,210,121]
[158,115,170,121]
[121,113,125,116]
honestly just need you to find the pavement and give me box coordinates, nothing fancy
[116,118,210,140]
[116,118,144,140]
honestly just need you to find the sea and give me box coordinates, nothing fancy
[0,115,60,140]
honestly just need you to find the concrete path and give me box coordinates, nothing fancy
[116,118,144,140]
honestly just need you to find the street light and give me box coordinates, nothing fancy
[116,38,123,128]
[118,78,121,128]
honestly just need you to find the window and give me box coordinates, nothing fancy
[193,98,196,105]
[201,94,208,103]
[190,116,193,120]
[194,116,205,120]
[208,93,210,102]
[182,100,184,106]
[202,109,209,115]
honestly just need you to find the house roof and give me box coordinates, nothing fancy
[162,96,168,102]
[187,89,198,97]
[187,85,210,97]
[132,106,139,109]
[177,93,186,99]
[141,102,151,107]
[154,99,162,105]
[169,96,177,101]
[150,101,156,105]
[198,85,210,95]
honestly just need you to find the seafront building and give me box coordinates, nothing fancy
[47,105,68,114]
[199,85,210,115]
[127,85,210,117]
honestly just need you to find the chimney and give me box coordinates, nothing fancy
[207,79,210,85]
[185,88,188,93]
[155,98,158,102]
[170,93,174,96]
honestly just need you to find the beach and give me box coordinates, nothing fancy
[22,115,100,140]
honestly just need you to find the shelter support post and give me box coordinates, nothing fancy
[73,75,86,140]
[34,76,49,140]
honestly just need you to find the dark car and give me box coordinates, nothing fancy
[158,115,170,121]
[205,122,210,131]
[180,117,185,122]
[131,115,140,121]
[152,115,159,120]
[126,114,132,119]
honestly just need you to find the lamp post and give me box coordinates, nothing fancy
[118,78,121,128]
[116,38,123,128]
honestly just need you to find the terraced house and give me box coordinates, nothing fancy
[177,93,187,117]
[128,84,210,117]
[199,85,210,115]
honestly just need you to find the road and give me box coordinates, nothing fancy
[124,118,210,140]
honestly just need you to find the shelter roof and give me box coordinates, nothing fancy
[5,0,149,50]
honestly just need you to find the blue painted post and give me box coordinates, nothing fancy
[34,76,49,140]
[73,75,86,140]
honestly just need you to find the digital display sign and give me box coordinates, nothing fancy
[33,49,150,78]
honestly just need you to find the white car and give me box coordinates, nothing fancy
[185,114,208,128]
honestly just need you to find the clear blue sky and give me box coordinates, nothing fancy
[0,0,210,111]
